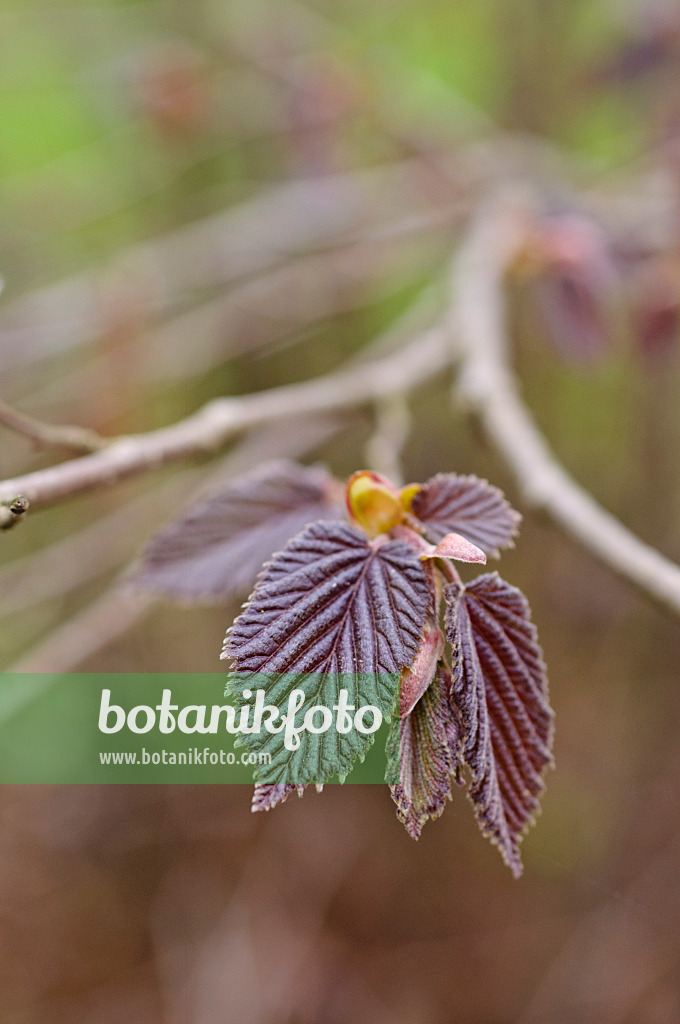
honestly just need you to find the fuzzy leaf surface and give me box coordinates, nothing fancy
[411,473,521,557]
[129,459,343,602]
[223,521,431,783]
[422,532,486,564]
[387,665,460,838]
[445,573,553,877]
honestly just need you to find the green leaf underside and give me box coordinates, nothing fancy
[445,573,554,877]
[228,672,398,785]
[412,473,521,557]
[387,664,461,838]
[128,459,343,602]
[223,521,432,784]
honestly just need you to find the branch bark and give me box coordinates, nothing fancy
[0,320,448,511]
[451,196,680,617]
[0,413,343,618]
[0,397,106,453]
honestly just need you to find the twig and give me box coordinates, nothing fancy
[1,414,346,674]
[364,394,412,486]
[451,195,680,617]
[0,397,106,453]
[0,496,29,531]
[0,413,345,618]
[0,323,449,512]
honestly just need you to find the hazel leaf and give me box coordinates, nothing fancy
[222,521,432,784]
[411,473,521,558]
[251,783,304,812]
[223,521,430,674]
[387,665,461,839]
[444,573,554,877]
[421,532,487,564]
[128,459,344,603]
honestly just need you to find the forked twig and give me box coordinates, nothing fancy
[0,397,106,454]
[451,196,680,617]
[0,323,448,511]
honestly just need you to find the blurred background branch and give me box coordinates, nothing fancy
[0,396,106,453]
[0,318,449,510]
[452,194,680,617]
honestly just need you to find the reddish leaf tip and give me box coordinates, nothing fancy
[422,532,487,564]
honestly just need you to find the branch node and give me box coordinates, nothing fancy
[0,398,107,454]
[0,495,30,531]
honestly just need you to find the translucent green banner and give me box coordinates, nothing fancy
[0,674,397,784]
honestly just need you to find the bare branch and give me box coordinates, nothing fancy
[1,414,345,673]
[0,323,448,512]
[0,496,30,531]
[0,397,106,453]
[0,414,344,618]
[364,394,412,486]
[451,195,680,617]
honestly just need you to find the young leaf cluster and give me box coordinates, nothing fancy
[131,460,554,876]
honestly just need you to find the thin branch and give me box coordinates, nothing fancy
[0,496,29,531]
[1,414,346,674]
[0,397,106,453]
[364,394,412,486]
[0,413,344,618]
[0,323,448,512]
[451,195,680,617]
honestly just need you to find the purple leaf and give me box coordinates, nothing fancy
[252,783,304,812]
[633,265,680,363]
[535,269,610,362]
[223,521,431,674]
[444,573,554,877]
[411,474,521,557]
[128,459,344,603]
[389,665,461,839]
[530,213,618,363]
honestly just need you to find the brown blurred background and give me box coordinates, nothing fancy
[2,0,680,1020]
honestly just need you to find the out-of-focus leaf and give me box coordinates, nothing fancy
[531,213,618,362]
[252,783,304,812]
[444,573,553,877]
[535,269,610,361]
[411,474,521,557]
[387,665,460,838]
[632,260,680,363]
[591,31,677,85]
[128,459,344,602]
[223,521,431,784]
